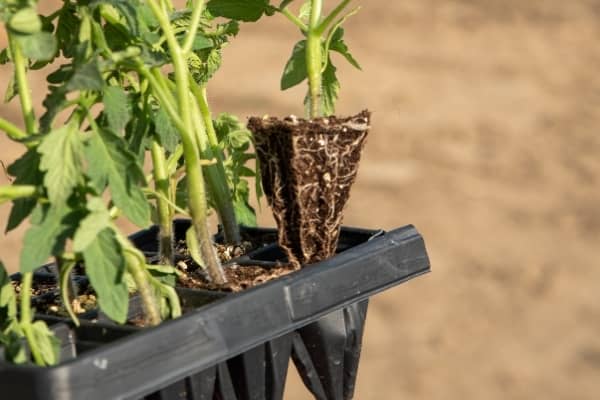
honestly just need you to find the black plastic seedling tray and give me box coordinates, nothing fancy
[0,221,430,400]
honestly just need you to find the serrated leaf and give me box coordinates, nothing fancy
[153,108,178,153]
[30,321,60,366]
[5,150,43,231]
[233,197,256,227]
[85,129,150,227]
[72,197,111,252]
[103,86,131,134]
[281,40,307,90]
[66,61,104,91]
[190,48,222,85]
[20,205,74,273]
[15,31,56,61]
[298,1,311,22]
[329,27,361,70]
[206,0,269,22]
[83,228,128,324]
[38,122,83,204]
[40,85,68,134]
[322,59,340,116]
[6,199,36,232]
[46,65,73,85]
[228,129,252,149]
[213,112,243,143]
[8,8,41,34]
[185,227,205,269]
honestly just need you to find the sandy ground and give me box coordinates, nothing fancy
[1,1,600,399]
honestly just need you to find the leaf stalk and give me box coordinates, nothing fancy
[7,35,37,135]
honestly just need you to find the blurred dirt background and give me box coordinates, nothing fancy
[1,1,600,399]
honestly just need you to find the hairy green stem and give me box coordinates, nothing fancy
[8,36,37,135]
[151,141,174,265]
[280,7,308,32]
[0,185,37,204]
[182,0,205,54]
[306,0,324,118]
[124,250,161,326]
[151,68,177,108]
[147,0,225,283]
[59,259,80,327]
[191,83,240,243]
[146,271,181,318]
[316,0,352,34]
[139,67,184,131]
[20,273,45,365]
[19,273,33,324]
[0,117,27,141]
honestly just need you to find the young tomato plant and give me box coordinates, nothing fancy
[206,0,362,117]
[0,0,260,365]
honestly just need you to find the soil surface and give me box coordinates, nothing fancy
[1,1,599,399]
[178,262,298,292]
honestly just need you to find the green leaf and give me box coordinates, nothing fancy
[39,85,68,134]
[281,40,307,90]
[20,205,74,273]
[95,0,140,36]
[321,59,340,116]
[38,122,83,204]
[0,331,27,364]
[30,321,60,366]
[192,34,213,51]
[185,227,205,269]
[0,48,9,64]
[85,129,151,227]
[206,0,270,22]
[103,86,131,134]
[298,1,311,22]
[5,149,42,232]
[329,27,361,70]
[15,32,57,61]
[279,0,295,9]
[83,228,128,324]
[213,113,242,142]
[233,197,257,227]
[8,8,41,34]
[66,61,104,91]
[6,199,36,233]
[228,129,253,149]
[3,71,16,103]
[146,264,176,287]
[153,108,178,153]
[189,48,222,85]
[56,4,80,58]
[72,197,111,252]
[0,262,17,324]
[46,65,73,85]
